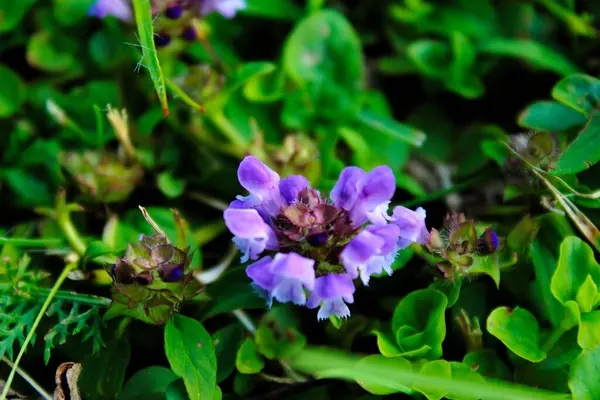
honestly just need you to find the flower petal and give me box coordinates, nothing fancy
[88,0,132,21]
[237,156,280,198]
[271,252,315,291]
[200,0,246,18]
[340,230,385,278]
[330,166,365,210]
[392,206,430,246]
[246,256,275,290]
[279,175,310,204]
[358,166,396,209]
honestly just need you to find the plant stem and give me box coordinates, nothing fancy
[541,325,569,353]
[188,191,228,211]
[0,283,111,307]
[1,357,52,400]
[58,215,87,256]
[0,237,63,248]
[208,112,248,149]
[0,262,76,400]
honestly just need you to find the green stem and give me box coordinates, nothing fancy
[208,112,248,149]
[541,325,569,353]
[0,263,76,400]
[58,215,87,256]
[1,357,52,400]
[0,237,63,248]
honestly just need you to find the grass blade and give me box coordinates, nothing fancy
[131,0,169,116]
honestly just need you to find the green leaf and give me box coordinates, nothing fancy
[430,280,462,308]
[354,355,413,395]
[165,379,187,400]
[552,74,600,118]
[236,338,265,374]
[486,307,546,362]
[576,275,598,314]
[119,366,178,400]
[243,66,285,103]
[578,311,600,350]
[79,339,131,400]
[0,66,26,118]
[356,110,427,148]
[243,0,302,20]
[283,10,364,122]
[551,113,600,175]
[569,346,600,400]
[392,289,447,359]
[0,0,36,32]
[463,349,511,380]
[373,330,403,357]
[407,40,450,79]
[479,38,579,76]
[53,0,95,25]
[415,360,452,400]
[507,214,539,251]
[157,172,186,199]
[83,241,117,263]
[164,315,218,400]
[467,254,501,288]
[214,324,244,383]
[550,236,600,308]
[518,101,587,131]
[27,31,78,73]
[132,0,169,116]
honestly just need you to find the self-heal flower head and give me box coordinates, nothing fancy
[88,0,132,21]
[246,253,315,306]
[307,274,355,321]
[224,156,428,320]
[391,206,430,249]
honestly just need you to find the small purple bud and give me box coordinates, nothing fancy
[167,265,184,282]
[307,232,328,247]
[154,33,171,47]
[181,26,197,42]
[165,5,183,19]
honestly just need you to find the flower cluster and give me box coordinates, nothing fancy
[89,0,246,45]
[224,156,430,320]
[427,213,499,279]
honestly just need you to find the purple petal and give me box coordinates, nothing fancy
[340,230,385,278]
[246,256,274,290]
[358,166,396,209]
[200,0,246,18]
[392,206,430,246]
[366,224,401,254]
[88,0,132,21]
[279,175,310,205]
[271,252,315,290]
[237,156,280,199]
[330,167,365,210]
[224,208,278,261]
[312,273,355,301]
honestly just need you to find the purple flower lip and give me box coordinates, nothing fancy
[154,33,172,47]
[181,27,198,41]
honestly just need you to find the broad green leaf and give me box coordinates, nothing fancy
[467,254,501,288]
[283,10,364,122]
[463,349,511,380]
[243,0,302,20]
[0,0,37,32]
[373,330,403,357]
[552,74,600,118]
[157,172,186,199]
[355,355,413,395]
[551,114,600,174]
[132,0,169,116]
[27,31,78,73]
[236,338,264,374]
[430,280,461,308]
[119,366,178,400]
[165,379,187,400]
[0,66,26,118]
[392,289,447,359]
[356,110,426,148]
[213,324,245,383]
[479,38,579,76]
[550,236,600,308]
[518,101,587,131]
[1,168,52,207]
[576,275,598,313]
[507,214,538,251]
[447,362,487,400]
[164,315,218,400]
[84,241,117,262]
[486,307,547,362]
[578,311,600,350]
[415,360,452,400]
[243,66,285,103]
[79,339,131,400]
[407,40,450,79]
[569,346,600,400]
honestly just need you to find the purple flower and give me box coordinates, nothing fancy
[246,253,315,306]
[224,156,429,321]
[307,274,355,320]
[340,224,400,285]
[331,166,396,227]
[223,208,278,262]
[391,206,430,248]
[88,0,132,21]
[198,0,246,18]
